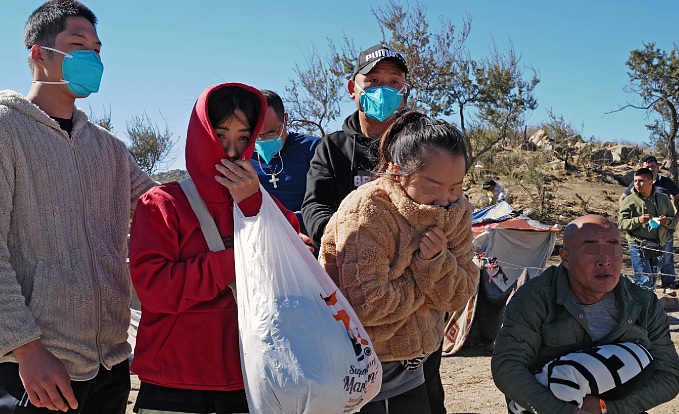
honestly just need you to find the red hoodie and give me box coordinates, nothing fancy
[129,83,299,390]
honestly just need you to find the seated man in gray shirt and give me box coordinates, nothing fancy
[492,215,679,414]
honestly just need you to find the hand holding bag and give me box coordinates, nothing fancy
[233,186,382,414]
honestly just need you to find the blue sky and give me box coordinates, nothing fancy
[1,0,676,171]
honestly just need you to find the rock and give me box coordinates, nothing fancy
[528,129,552,150]
[610,145,642,164]
[529,129,547,144]
[554,145,575,157]
[602,141,617,148]
[617,170,635,186]
[591,148,613,163]
[601,172,617,184]
[566,135,583,145]
[658,293,679,311]
[549,160,566,170]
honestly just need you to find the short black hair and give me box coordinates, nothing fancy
[376,109,471,176]
[207,86,261,132]
[634,167,653,181]
[641,155,658,165]
[24,0,97,71]
[260,90,285,121]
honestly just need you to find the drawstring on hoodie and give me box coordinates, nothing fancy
[351,134,357,189]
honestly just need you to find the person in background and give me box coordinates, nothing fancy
[320,110,478,414]
[619,155,679,289]
[482,179,507,205]
[129,83,300,414]
[0,1,155,412]
[618,168,677,289]
[493,215,679,414]
[251,90,320,238]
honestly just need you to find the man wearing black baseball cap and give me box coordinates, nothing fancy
[302,44,408,250]
[303,45,449,414]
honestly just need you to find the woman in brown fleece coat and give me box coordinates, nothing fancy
[320,110,479,414]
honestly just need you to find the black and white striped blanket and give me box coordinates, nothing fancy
[508,342,653,413]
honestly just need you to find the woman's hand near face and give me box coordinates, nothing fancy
[215,158,260,204]
[418,226,447,260]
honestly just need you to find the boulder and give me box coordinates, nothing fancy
[599,171,617,185]
[610,145,642,164]
[554,145,575,157]
[575,142,591,151]
[548,160,566,171]
[591,148,613,163]
[529,129,552,150]
[616,170,635,187]
[529,129,547,144]
[566,135,584,145]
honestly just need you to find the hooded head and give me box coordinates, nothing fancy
[185,83,266,203]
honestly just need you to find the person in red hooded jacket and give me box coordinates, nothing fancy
[128,83,300,414]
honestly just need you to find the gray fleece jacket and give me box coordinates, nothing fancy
[0,90,155,380]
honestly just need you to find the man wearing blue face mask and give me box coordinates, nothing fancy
[0,1,155,413]
[251,90,320,239]
[302,44,409,251]
[302,45,449,414]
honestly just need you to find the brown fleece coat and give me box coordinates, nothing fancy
[320,175,479,361]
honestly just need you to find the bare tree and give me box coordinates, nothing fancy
[284,45,344,137]
[370,0,471,116]
[126,112,178,175]
[88,104,114,132]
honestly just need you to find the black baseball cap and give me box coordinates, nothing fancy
[352,44,408,79]
[482,180,496,190]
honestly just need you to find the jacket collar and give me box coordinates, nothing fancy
[0,89,90,137]
[554,264,642,334]
[631,186,656,200]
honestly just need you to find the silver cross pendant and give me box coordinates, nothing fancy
[269,174,279,189]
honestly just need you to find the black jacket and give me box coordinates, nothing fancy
[302,111,380,247]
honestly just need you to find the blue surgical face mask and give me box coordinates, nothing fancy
[355,84,405,122]
[32,46,104,97]
[255,138,283,164]
[255,119,285,163]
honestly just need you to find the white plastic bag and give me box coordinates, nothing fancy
[233,187,382,414]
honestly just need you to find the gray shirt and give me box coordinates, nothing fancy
[371,361,425,401]
[583,293,621,342]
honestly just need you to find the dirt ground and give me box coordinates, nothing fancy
[126,330,679,414]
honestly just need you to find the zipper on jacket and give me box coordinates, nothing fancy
[66,129,105,366]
